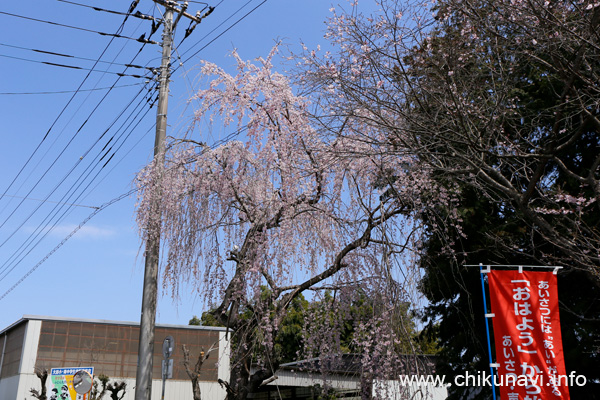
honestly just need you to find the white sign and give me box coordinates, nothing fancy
[161,358,173,379]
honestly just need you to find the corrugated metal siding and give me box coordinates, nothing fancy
[34,320,221,380]
[0,322,26,378]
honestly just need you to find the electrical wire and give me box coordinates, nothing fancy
[0,119,248,298]
[0,84,151,246]
[81,124,153,204]
[1,195,99,210]
[0,4,159,285]
[0,110,153,284]
[179,0,268,66]
[0,3,156,223]
[56,0,157,21]
[0,83,155,280]
[0,0,266,247]
[0,42,154,72]
[21,9,158,178]
[0,11,159,44]
[0,0,267,302]
[0,76,144,233]
[0,188,138,302]
[176,0,260,62]
[0,54,151,78]
[0,83,144,95]
[0,1,158,296]
[0,6,139,206]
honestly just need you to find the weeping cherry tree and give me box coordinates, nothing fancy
[135,47,448,399]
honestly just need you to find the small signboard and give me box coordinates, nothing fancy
[48,367,94,400]
[162,358,174,379]
[162,335,175,359]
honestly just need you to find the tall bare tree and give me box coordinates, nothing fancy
[182,343,217,400]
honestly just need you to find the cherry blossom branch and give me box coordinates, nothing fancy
[275,204,407,313]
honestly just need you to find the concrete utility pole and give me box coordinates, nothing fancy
[134,6,172,400]
[134,2,209,399]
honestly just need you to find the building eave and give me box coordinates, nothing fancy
[0,315,227,334]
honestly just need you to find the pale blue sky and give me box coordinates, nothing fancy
[0,0,379,330]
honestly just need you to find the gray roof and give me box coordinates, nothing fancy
[279,353,439,376]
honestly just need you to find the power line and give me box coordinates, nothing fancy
[0,77,144,233]
[0,5,153,222]
[1,195,99,210]
[0,1,186,303]
[0,83,155,280]
[0,0,275,322]
[0,5,157,212]
[0,54,152,78]
[179,0,268,65]
[0,42,156,71]
[0,119,247,300]
[0,11,159,44]
[175,0,245,59]
[0,0,262,264]
[0,83,144,95]
[0,63,155,291]
[56,0,157,21]
[0,10,133,204]
[0,83,152,251]
[0,189,138,302]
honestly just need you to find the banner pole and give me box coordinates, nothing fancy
[479,263,498,400]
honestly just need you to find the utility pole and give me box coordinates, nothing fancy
[134,2,211,399]
[134,5,172,400]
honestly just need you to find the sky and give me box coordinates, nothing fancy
[0,0,382,331]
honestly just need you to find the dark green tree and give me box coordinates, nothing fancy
[273,292,308,363]
[194,291,310,364]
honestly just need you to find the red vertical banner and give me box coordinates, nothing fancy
[488,270,570,400]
